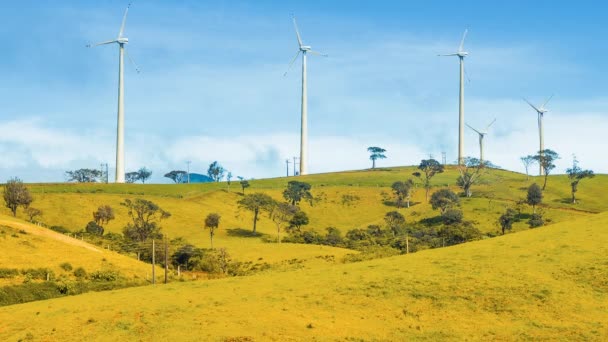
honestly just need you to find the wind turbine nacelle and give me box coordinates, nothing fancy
[117,37,129,44]
[300,46,312,51]
[458,51,468,57]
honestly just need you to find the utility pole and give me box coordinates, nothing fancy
[285,159,291,177]
[164,237,168,284]
[186,161,191,184]
[152,239,156,285]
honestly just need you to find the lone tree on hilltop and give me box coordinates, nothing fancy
[520,155,536,181]
[499,208,518,235]
[367,147,387,169]
[413,159,444,202]
[533,149,559,190]
[3,178,33,217]
[121,198,171,242]
[526,183,543,214]
[204,213,221,249]
[164,170,187,184]
[566,158,595,204]
[283,181,313,206]
[430,188,460,215]
[239,178,250,194]
[456,157,487,198]
[66,169,102,183]
[137,167,152,184]
[208,161,225,182]
[238,192,274,233]
[391,179,415,208]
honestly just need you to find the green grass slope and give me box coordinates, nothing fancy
[1,211,606,341]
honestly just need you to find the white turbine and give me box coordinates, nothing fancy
[466,118,495,163]
[439,29,469,165]
[524,95,553,176]
[88,3,139,183]
[284,16,327,176]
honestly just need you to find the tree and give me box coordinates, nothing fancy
[456,157,487,198]
[384,211,406,237]
[442,209,463,225]
[430,188,460,214]
[391,180,414,208]
[204,213,221,249]
[414,159,444,202]
[367,146,387,169]
[237,193,274,233]
[520,155,536,180]
[526,183,542,214]
[121,198,171,242]
[499,208,517,235]
[283,181,313,206]
[125,172,139,183]
[137,167,152,184]
[240,179,250,194]
[566,159,595,204]
[533,149,559,190]
[288,211,309,233]
[3,178,33,217]
[208,161,225,182]
[65,169,102,183]
[93,205,115,227]
[226,172,232,190]
[85,221,104,235]
[25,207,43,223]
[269,201,298,243]
[164,170,187,184]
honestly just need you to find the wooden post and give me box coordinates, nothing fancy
[152,239,156,285]
[164,237,168,284]
[178,265,181,277]
[406,234,409,254]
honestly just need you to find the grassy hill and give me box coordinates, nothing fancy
[0,210,606,341]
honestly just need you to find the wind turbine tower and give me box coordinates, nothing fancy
[466,118,495,163]
[285,17,327,176]
[524,95,553,175]
[439,29,469,165]
[88,4,138,183]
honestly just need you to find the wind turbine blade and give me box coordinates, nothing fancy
[542,94,554,108]
[90,40,117,47]
[125,48,140,73]
[437,53,459,56]
[485,118,496,131]
[523,98,541,113]
[292,17,303,47]
[308,50,328,57]
[459,29,468,52]
[466,123,481,135]
[118,3,131,38]
[283,50,301,76]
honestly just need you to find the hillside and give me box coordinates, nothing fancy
[1,210,606,340]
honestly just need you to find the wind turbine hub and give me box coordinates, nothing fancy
[300,46,311,51]
[458,51,468,57]
[117,37,129,44]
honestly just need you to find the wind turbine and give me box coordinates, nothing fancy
[88,3,138,183]
[439,29,469,165]
[284,16,327,176]
[466,118,495,163]
[524,95,553,176]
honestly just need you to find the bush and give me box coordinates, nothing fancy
[0,282,61,306]
[528,213,544,228]
[73,267,87,278]
[49,225,70,234]
[85,221,104,236]
[0,268,19,279]
[59,263,73,271]
[90,269,120,282]
[21,268,54,281]
[442,209,464,225]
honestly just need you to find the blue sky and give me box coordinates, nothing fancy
[0,0,607,183]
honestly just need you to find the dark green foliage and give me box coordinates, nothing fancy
[430,189,460,214]
[125,172,139,183]
[207,161,225,182]
[204,213,221,248]
[533,149,559,190]
[121,198,170,242]
[59,263,73,271]
[414,159,444,201]
[528,213,544,228]
[391,179,414,208]
[0,268,19,279]
[49,225,70,234]
[566,160,595,204]
[440,222,482,245]
[442,209,463,225]
[499,208,518,235]
[164,170,188,184]
[283,181,313,206]
[89,269,120,282]
[85,221,104,236]
[171,244,204,270]
[526,183,543,214]
[288,211,309,232]
[367,146,387,169]
[21,268,54,280]
[93,205,115,226]
[73,267,87,278]
[384,211,406,236]
[3,178,33,217]
[65,169,102,183]
[324,227,344,246]
[240,179,250,194]
[237,193,274,233]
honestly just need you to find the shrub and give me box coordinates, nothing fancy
[59,263,73,271]
[49,226,70,234]
[0,268,19,279]
[21,268,54,281]
[528,213,544,228]
[73,267,87,278]
[85,221,104,236]
[442,209,464,225]
[90,269,120,282]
